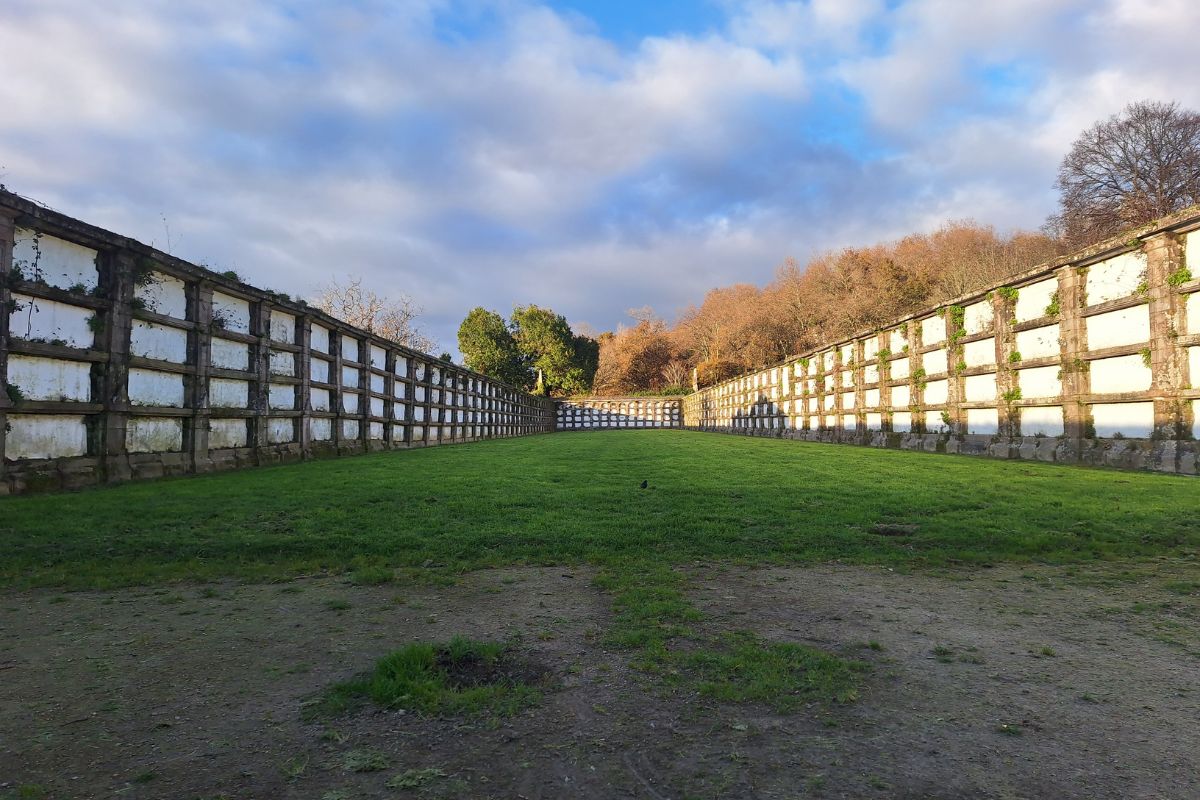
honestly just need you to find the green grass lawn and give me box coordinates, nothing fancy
[2,430,1197,589]
[4,429,1197,709]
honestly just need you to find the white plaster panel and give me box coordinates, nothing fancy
[821,352,834,371]
[209,378,248,408]
[209,419,247,449]
[128,368,184,407]
[891,385,910,407]
[964,301,993,335]
[342,420,359,439]
[393,402,407,420]
[310,325,330,353]
[863,339,878,359]
[963,338,995,367]
[267,418,294,444]
[890,329,906,351]
[310,417,332,441]
[1087,252,1145,305]
[1021,406,1064,437]
[1190,346,1200,384]
[369,421,384,440]
[370,374,385,393]
[922,349,947,375]
[1015,324,1060,360]
[964,373,997,402]
[922,316,946,345]
[865,388,880,407]
[840,371,852,388]
[925,379,949,405]
[1186,291,1200,336]
[1091,402,1154,438]
[269,311,295,343]
[395,357,408,377]
[10,294,93,348]
[370,345,386,369]
[310,387,330,411]
[824,414,836,428]
[1086,306,1150,350]
[269,350,295,376]
[807,398,818,413]
[13,229,98,291]
[310,357,330,384]
[131,321,187,363]
[135,272,187,319]
[925,410,947,433]
[966,407,998,435]
[341,335,360,361]
[412,425,425,441]
[864,364,879,384]
[1194,399,1200,440]
[211,338,249,371]
[128,416,182,453]
[341,365,360,388]
[865,412,882,430]
[823,394,835,411]
[891,358,910,380]
[393,382,406,399]
[211,292,250,334]
[1015,278,1058,323]
[269,383,296,410]
[841,392,855,410]
[1018,366,1061,399]
[7,356,90,402]
[415,387,426,402]
[1090,354,1152,394]
[369,396,385,416]
[842,414,856,430]
[6,413,88,459]
[893,411,912,432]
[342,391,359,413]
[391,424,406,439]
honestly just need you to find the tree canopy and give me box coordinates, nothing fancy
[457,304,598,395]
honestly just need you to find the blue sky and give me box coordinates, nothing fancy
[1,0,1197,353]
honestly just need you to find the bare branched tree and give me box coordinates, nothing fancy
[661,359,690,388]
[310,276,439,353]
[1053,100,1200,247]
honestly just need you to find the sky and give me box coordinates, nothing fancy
[2,0,1198,355]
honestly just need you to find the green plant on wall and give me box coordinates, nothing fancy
[947,305,966,344]
[1140,347,1153,368]
[876,348,891,365]
[940,410,953,429]
[1044,291,1061,318]
[1002,387,1023,404]
[954,359,967,376]
[912,367,927,390]
[997,286,1019,303]
[1008,351,1023,364]
[1167,266,1192,287]
[4,383,24,406]
[85,313,104,334]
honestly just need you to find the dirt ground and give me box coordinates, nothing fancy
[2,562,1198,800]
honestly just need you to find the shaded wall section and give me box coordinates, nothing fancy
[683,208,1200,474]
[0,191,554,494]
[556,398,682,430]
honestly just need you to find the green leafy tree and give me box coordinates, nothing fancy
[457,307,529,386]
[510,305,598,396]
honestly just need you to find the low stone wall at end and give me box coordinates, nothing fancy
[556,397,682,430]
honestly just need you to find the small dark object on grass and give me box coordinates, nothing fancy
[869,523,919,537]
[639,480,648,489]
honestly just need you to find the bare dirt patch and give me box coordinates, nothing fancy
[2,562,1197,799]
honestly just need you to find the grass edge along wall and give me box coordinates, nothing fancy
[683,205,1200,475]
[0,190,554,495]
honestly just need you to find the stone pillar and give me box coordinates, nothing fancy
[98,251,135,484]
[1057,265,1090,448]
[1143,233,1189,457]
[945,307,965,437]
[330,330,344,450]
[186,281,213,472]
[907,321,924,433]
[0,209,14,490]
[297,316,312,457]
[993,291,1019,438]
[357,339,369,449]
[248,301,270,460]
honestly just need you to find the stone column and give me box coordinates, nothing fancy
[330,331,344,450]
[186,281,213,473]
[0,209,15,489]
[945,307,965,438]
[98,251,135,484]
[993,291,1019,439]
[1143,232,1189,464]
[1056,265,1090,450]
[297,316,312,457]
[357,339,369,449]
[248,301,270,461]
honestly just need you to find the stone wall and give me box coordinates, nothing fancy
[0,190,555,494]
[556,397,682,430]
[683,207,1200,475]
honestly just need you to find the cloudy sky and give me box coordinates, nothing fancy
[2,0,1197,354]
